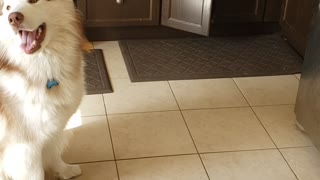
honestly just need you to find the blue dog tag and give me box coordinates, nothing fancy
[47,79,59,89]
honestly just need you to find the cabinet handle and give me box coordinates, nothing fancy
[116,0,123,4]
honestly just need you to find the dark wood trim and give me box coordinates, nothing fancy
[210,22,280,36]
[85,22,280,41]
[86,26,201,41]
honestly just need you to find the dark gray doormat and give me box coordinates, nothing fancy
[84,49,113,94]
[119,34,303,82]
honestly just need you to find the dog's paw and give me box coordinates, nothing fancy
[59,164,82,179]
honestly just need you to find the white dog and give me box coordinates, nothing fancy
[0,0,92,179]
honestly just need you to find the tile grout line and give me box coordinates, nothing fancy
[106,109,183,116]
[102,94,121,180]
[278,145,314,150]
[277,149,300,180]
[249,103,296,107]
[73,145,313,165]
[100,104,297,117]
[167,81,212,180]
[73,153,203,165]
[232,78,300,180]
[96,43,123,179]
[199,148,278,155]
[74,159,117,165]
[116,153,199,162]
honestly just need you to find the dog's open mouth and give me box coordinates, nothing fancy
[19,23,46,54]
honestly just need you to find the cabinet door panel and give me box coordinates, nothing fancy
[84,0,160,27]
[264,0,282,22]
[161,0,213,36]
[280,0,316,56]
[213,0,266,23]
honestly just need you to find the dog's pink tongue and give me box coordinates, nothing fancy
[20,30,37,53]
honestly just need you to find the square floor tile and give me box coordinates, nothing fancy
[79,94,106,116]
[104,79,178,114]
[103,50,129,79]
[234,75,299,106]
[66,112,105,129]
[117,155,209,180]
[253,105,313,148]
[201,150,297,180]
[74,161,118,180]
[281,147,320,180]
[108,111,196,159]
[183,108,275,153]
[169,79,248,109]
[63,116,114,163]
[94,41,129,79]
[93,41,116,50]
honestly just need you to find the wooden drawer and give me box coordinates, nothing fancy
[78,0,160,27]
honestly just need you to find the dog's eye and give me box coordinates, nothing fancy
[6,5,10,10]
[28,0,38,3]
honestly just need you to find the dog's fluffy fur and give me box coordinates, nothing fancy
[0,0,92,179]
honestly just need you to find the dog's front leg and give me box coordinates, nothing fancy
[43,132,81,179]
[2,143,44,180]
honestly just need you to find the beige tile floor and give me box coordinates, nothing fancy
[61,41,320,180]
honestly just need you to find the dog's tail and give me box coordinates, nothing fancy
[81,38,93,53]
[75,9,93,53]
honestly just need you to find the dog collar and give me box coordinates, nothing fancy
[47,79,59,89]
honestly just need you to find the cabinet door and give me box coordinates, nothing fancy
[264,0,282,22]
[81,0,160,27]
[161,0,213,36]
[280,0,316,56]
[213,0,265,23]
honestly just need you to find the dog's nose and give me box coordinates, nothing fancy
[8,12,24,27]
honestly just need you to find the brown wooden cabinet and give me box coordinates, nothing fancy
[280,0,316,56]
[213,0,266,23]
[79,0,280,28]
[80,0,284,40]
[77,0,160,27]
[212,0,282,23]
[210,0,283,35]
